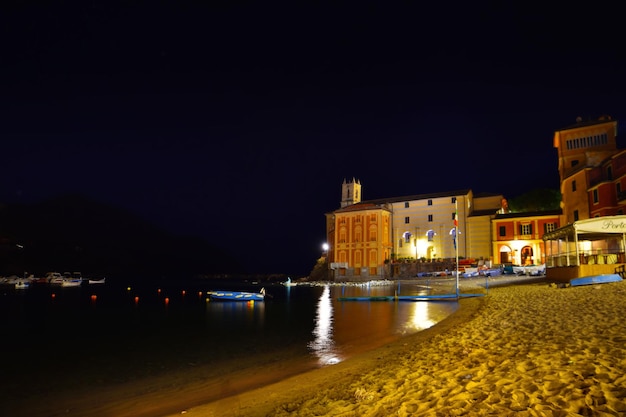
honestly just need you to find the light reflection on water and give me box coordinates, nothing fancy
[0,279,460,397]
[308,282,459,367]
[308,285,342,365]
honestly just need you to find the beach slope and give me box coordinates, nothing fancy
[170,280,626,416]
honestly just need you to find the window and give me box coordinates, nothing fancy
[428,199,432,206]
[428,214,433,222]
[572,180,577,192]
[451,197,456,203]
[544,223,556,233]
[571,160,579,167]
[370,226,377,242]
[404,202,409,208]
[355,227,362,242]
[617,183,622,195]
[398,238,403,248]
[370,213,376,222]
[520,223,532,236]
[574,210,579,221]
[403,231,412,243]
[593,189,599,204]
[427,230,435,241]
[499,226,506,237]
[608,166,613,180]
[452,212,456,221]
[404,216,410,224]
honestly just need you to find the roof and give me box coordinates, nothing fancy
[556,115,616,132]
[333,202,392,213]
[358,189,472,206]
[543,215,626,241]
[495,209,562,219]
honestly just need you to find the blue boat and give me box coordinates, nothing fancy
[207,288,265,301]
[569,274,623,287]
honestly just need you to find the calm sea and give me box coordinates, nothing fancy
[0,277,459,415]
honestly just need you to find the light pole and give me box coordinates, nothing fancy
[322,243,330,280]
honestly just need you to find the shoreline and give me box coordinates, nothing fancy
[164,276,626,416]
[163,289,486,417]
[15,274,624,416]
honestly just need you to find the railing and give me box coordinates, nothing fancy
[546,250,625,267]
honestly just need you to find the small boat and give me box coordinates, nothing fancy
[15,280,30,290]
[61,278,82,287]
[283,277,297,287]
[88,277,106,284]
[46,272,64,285]
[207,288,265,301]
[569,274,623,287]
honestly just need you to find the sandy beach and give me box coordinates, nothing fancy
[157,276,626,416]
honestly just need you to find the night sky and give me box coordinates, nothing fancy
[2,3,625,276]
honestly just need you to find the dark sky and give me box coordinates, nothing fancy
[2,3,625,276]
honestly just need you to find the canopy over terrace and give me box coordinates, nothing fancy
[543,215,626,282]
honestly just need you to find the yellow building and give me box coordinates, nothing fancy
[325,179,503,280]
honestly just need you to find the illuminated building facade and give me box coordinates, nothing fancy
[553,116,622,223]
[325,182,503,279]
[492,210,562,266]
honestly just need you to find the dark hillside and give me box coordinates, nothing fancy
[0,194,241,280]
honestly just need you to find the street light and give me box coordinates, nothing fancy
[322,243,331,279]
[322,243,329,259]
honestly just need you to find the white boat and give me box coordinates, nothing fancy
[59,272,81,287]
[88,277,106,284]
[46,272,64,285]
[207,288,265,301]
[283,277,297,287]
[15,280,30,289]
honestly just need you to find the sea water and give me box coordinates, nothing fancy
[0,278,458,413]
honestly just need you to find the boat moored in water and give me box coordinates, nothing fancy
[207,287,265,301]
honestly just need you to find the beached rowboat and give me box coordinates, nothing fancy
[569,274,623,287]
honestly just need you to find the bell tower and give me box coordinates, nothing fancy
[340,178,361,208]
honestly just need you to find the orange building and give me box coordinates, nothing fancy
[328,202,393,279]
[553,115,620,222]
[492,210,562,266]
[545,115,626,281]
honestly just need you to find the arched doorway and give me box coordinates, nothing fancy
[521,246,533,265]
[499,245,512,264]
